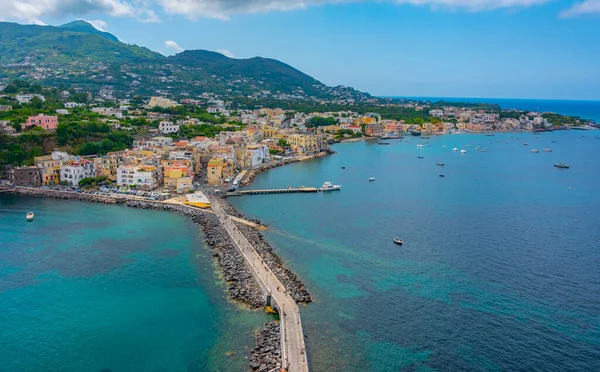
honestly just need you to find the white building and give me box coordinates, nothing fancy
[60,160,95,186]
[246,144,270,167]
[64,102,85,109]
[56,109,69,115]
[159,121,180,134]
[133,136,174,148]
[117,165,158,189]
[16,94,45,104]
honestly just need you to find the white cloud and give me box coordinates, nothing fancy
[165,40,184,52]
[158,0,552,19]
[86,19,108,31]
[217,48,235,58]
[560,0,600,17]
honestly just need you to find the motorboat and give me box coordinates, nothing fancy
[554,163,570,169]
[417,156,424,159]
[439,174,445,177]
[417,144,424,148]
[369,177,376,182]
[544,148,552,152]
[436,162,445,166]
[320,182,341,191]
[442,145,447,148]
[393,237,403,245]
[378,142,390,145]
[531,149,539,153]
[341,166,346,169]
[523,143,528,146]
[453,147,458,151]
[551,140,557,143]
[26,212,34,221]
[460,149,467,153]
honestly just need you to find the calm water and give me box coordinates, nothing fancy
[0,197,269,372]
[393,96,600,122]
[230,131,600,371]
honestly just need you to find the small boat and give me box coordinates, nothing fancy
[523,143,528,146]
[411,131,422,136]
[320,182,341,191]
[544,148,552,152]
[417,156,424,159]
[436,162,445,166]
[439,174,445,177]
[417,144,424,148]
[378,142,390,145]
[393,237,403,245]
[531,149,539,153]
[442,145,447,148]
[369,177,376,182]
[453,147,458,151]
[554,163,570,169]
[460,149,467,153]
[421,135,430,139]
[26,212,34,221]
[551,140,557,143]
[485,134,495,136]
[341,166,346,169]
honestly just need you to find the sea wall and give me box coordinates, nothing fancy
[218,198,312,304]
[7,187,121,204]
[241,151,331,187]
[250,322,282,371]
[126,201,265,308]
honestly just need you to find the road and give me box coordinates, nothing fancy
[211,198,309,372]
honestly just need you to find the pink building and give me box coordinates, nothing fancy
[26,114,58,130]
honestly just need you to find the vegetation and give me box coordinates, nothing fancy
[78,176,109,188]
[308,117,337,127]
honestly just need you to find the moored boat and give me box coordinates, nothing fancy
[393,237,403,245]
[544,148,552,152]
[436,162,445,166]
[531,149,539,153]
[26,212,34,221]
[460,149,467,153]
[411,131,422,136]
[320,181,341,191]
[417,156,424,159]
[453,147,458,151]
[369,177,376,182]
[554,162,570,169]
[439,174,445,177]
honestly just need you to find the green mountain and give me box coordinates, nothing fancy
[58,20,120,42]
[0,20,368,100]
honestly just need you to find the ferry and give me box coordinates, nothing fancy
[26,212,34,221]
[320,181,341,191]
[554,163,570,169]
[369,177,376,182]
[393,237,403,245]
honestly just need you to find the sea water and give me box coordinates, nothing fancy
[230,131,600,371]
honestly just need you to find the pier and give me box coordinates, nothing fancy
[228,187,318,196]
[211,198,309,372]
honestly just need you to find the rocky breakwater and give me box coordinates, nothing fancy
[126,201,265,308]
[250,322,282,372]
[241,151,331,187]
[10,187,120,204]
[218,199,312,304]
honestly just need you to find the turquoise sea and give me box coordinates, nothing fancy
[230,130,600,371]
[0,198,269,371]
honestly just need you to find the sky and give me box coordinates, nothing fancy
[0,0,599,100]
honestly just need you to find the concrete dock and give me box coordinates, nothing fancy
[228,187,318,196]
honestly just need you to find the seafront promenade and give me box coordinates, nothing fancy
[211,198,309,372]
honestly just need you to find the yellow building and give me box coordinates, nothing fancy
[361,117,376,125]
[95,154,121,181]
[207,159,224,186]
[34,155,61,185]
[284,134,323,155]
[262,125,281,139]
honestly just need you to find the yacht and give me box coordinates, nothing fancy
[26,212,35,221]
[453,147,458,151]
[460,149,467,153]
[369,177,376,182]
[320,182,341,191]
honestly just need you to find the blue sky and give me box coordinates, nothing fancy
[1,1,599,100]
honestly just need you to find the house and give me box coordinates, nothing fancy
[0,121,16,135]
[117,165,158,190]
[56,109,69,115]
[34,155,62,185]
[163,164,193,193]
[348,125,362,134]
[64,102,85,109]
[16,94,45,104]
[10,166,42,187]
[95,154,121,181]
[0,105,12,111]
[207,158,224,186]
[146,96,179,109]
[364,123,385,137]
[60,160,95,186]
[245,144,270,167]
[159,121,180,134]
[25,114,58,130]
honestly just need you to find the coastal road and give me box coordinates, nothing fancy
[211,199,309,372]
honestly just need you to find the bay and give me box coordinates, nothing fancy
[230,130,600,371]
[0,196,269,372]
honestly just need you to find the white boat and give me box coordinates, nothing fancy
[442,145,447,148]
[453,147,458,151]
[416,144,424,148]
[460,149,467,153]
[531,149,539,153]
[320,182,341,191]
[26,212,34,221]
[369,177,376,182]
[544,148,552,152]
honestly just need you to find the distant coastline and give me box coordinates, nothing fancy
[385,96,600,122]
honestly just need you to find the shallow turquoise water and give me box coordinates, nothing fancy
[230,131,600,371]
[0,197,269,372]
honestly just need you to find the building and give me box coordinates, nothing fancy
[16,94,45,104]
[348,125,362,134]
[146,96,179,109]
[0,105,12,111]
[95,154,121,181]
[56,109,69,115]
[163,166,193,193]
[10,166,42,187]
[117,165,158,190]
[159,121,180,134]
[34,155,62,185]
[25,114,58,130]
[207,158,224,186]
[60,160,95,186]
[245,144,270,167]
[364,123,385,137]
[285,134,323,155]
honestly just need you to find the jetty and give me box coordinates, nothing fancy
[228,187,318,196]
[211,198,309,372]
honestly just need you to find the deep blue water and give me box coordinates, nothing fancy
[230,131,600,371]
[0,198,268,371]
[390,96,600,122]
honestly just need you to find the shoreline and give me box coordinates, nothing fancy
[241,151,331,187]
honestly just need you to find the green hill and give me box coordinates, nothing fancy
[59,20,120,42]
